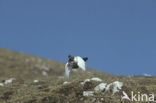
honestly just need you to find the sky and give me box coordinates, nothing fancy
[0,0,156,76]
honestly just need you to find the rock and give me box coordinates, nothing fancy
[104,81,124,95]
[92,98,96,102]
[63,81,71,85]
[105,83,112,92]
[4,78,16,85]
[33,80,39,83]
[105,81,123,94]
[83,91,94,96]
[100,98,104,101]
[41,65,49,71]
[80,79,90,85]
[42,71,48,76]
[0,83,4,86]
[91,77,102,82]
[112,81,123,94]
[84,79,90,82]
[94,83,107,92]
[80,77,102,86]
[80,82,84,85]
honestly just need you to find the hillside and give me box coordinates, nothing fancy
[0,47,156,103]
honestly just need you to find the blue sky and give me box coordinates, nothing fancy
[0,0,156,75]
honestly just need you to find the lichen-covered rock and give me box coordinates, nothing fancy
[90,77,102,82]
[105,81,123,94]
[94,83,107,92]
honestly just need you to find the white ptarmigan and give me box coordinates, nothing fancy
[65,55,88,78]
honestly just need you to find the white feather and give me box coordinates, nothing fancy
[65,63,71,78]
[74,56,86,71]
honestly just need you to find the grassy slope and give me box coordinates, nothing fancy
[0,47,155,103]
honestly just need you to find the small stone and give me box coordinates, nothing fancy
[0,83,4,86]
[94,83,107,92]
[33,80,39,83]
[91,77,102,82]
[80,79,90,86]
[63,81,71,85]
[4,78,16,84]
[83,91,94,96]
[84,79,91,83]
[80,98,83,101]
[112,81,123,94]
[42,71,48,76]
[100,98,104,101]
[92,98,96,102]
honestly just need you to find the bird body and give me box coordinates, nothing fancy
[65,62,71,79]
[74,56,86,71]
[65,55,88,78]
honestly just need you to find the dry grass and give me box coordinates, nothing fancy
[0,47,155,103]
